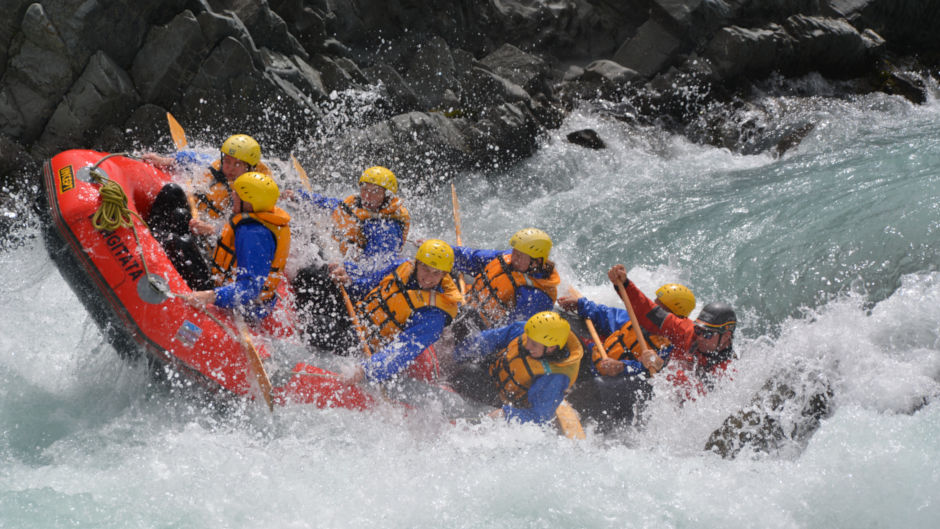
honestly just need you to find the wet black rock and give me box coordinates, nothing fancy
[566,129,606,150]
[1,0,940,191]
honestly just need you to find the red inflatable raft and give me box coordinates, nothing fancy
[38,149,374,411]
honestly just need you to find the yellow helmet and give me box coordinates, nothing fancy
[232,172,279,212]
[509,228,552,259]
[221,134,262,166]
[655,283,696,318]
[524,311,570,348]
[359,166,399,194]
[415,239,454,272]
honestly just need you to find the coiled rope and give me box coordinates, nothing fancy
[87,154,156,281]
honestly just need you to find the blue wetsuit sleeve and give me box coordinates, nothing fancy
[452,246,503,276]
[507,288,555,323]
[452,321,526,363]
[297,190,343,211]
[361,307,448,382]
[174,150,214,169]
[214,223,275,310]
[502,374,569,424]
[577,297,631,336]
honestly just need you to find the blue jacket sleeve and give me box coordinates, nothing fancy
[452,321,526,363]
[506,287,556,323]
[298,190,343,211]
[214,223,275,311]
[174,150,214,169]
[452,246,504,276]
[502,374,570,424]
[577,297,651,376]
[361,307,449,382]
[577,297,631,336]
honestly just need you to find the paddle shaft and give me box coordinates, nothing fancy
[450,182,467,292]
[340,284,373,358]
[567,286,609,360]
[615,282,661,375]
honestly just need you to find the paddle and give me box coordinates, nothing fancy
[234,315,275,411]
[614,281,663,374]
[450,182,467,292]
[164,114,274,411]
[290,154,374,359]
[555,399,586,440]
[291,153,312,192]
[340,283,374,357]
[164,112,199,218]
[167,112,187,149]
[567,285,610,361]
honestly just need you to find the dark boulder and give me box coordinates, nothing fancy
[478,44,551,97]
[131,10,210,108]
[566,129,606,149]
[33,51,141,158]
[0,3,76,144]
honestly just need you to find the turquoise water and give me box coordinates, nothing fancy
[2,88,939,528]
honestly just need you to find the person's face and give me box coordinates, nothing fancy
[524,338,557,359]
[695,325,733,353]
[360,182,387,211]
[510,249,536,272]
[221,154,251,181]
[415,261,446,289]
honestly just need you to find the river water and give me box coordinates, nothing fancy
[1,84,938,527]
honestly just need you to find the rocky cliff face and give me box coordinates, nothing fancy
[1,0,938,192]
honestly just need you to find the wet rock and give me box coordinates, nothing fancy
[705,369,834,459]
[123,103,177,152]
[0,0,32,80]
[33,51,141,158]
[461,67,532,110]
[209,0,307,59]
[403,36,459,110]
[131,10,209,108]
[479,44,551,97]
[566,129,606,149]
[613,18,684,79]
[0,3,76,143]
[364,64,420,115]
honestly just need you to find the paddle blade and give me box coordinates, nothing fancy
[291,154,312,192]
[166,112,187,150]
[555,400,586,440]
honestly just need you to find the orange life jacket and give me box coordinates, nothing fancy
[357,261,461,351]
[466,254,561,327]
[598,321,672,372]
[210,207,291,305]
[331,194,411,256]
[489,332,582,407]
[195,160,272,220]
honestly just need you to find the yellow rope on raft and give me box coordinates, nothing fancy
[87,153,156,281]
[90,178,146,232]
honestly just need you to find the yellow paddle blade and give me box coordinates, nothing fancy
[166,112,187,150]
[556,400,586,440]
[291,154,312,192]
[235,317,274,412]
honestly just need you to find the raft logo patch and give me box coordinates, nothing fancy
[174,320,203,348]
[59,165,75,193]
